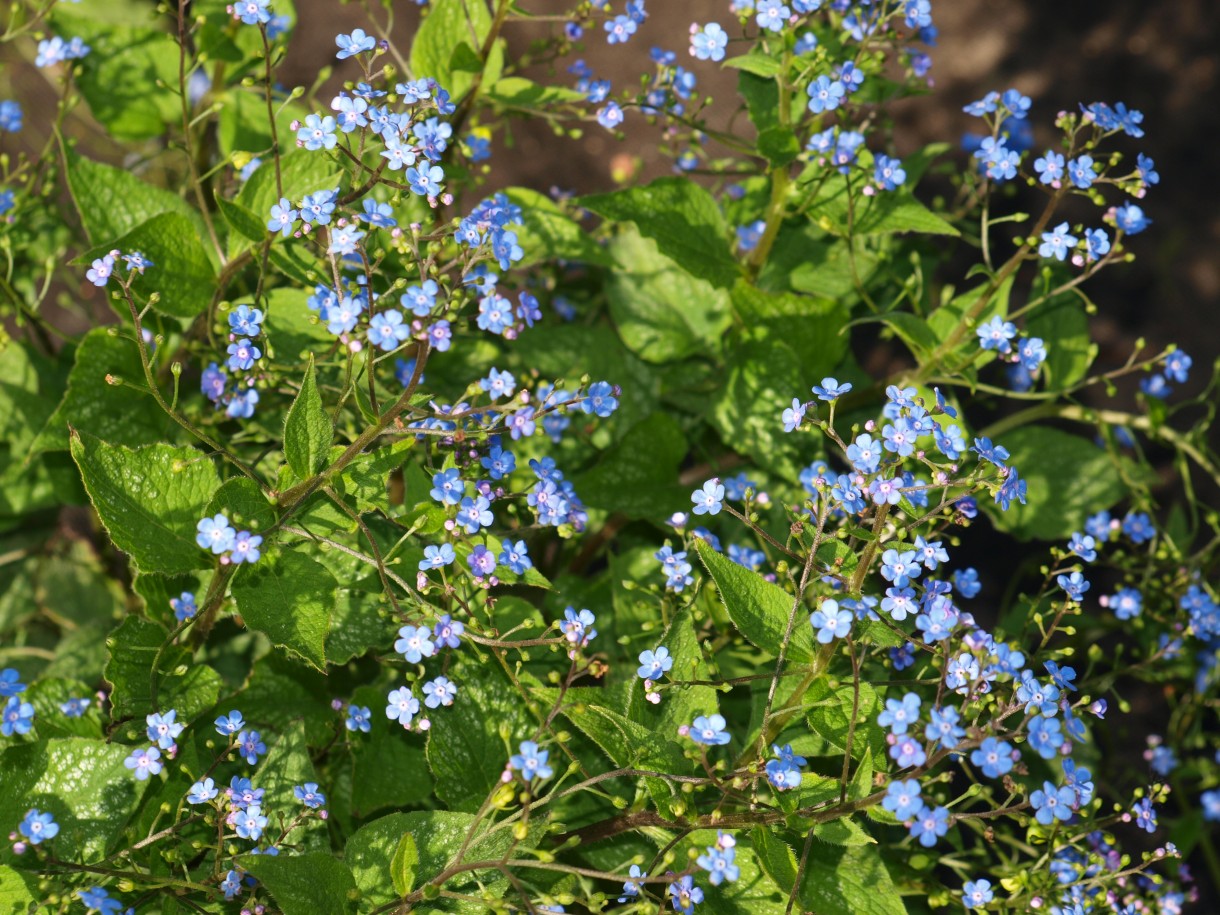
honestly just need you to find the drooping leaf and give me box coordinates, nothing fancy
[409,0,493,102]
[104,616,223,721]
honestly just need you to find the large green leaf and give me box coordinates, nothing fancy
[695,540,817,664]
[33,328,174,452]
[1026,292,1095,390]
[425,658,532,812]
[0,738,149,862]
[752,828,907,915]
[583,178,740,288]
[230,550,337,669]
[988,426,1126,540]
[0,865,36,911]
[240,853,357,915]
[66,154,201,248]
[70,432,220,573]
[78,212,217,319]
[605,228,733,363]
[104,616,223,721]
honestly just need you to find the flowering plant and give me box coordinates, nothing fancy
[0,1,1216,913]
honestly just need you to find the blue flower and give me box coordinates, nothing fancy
[85,253,115,287]
[1109,586,1142,620]
[124,746,162,780]
[561,607,597,647]
[1039,222,1077,261]
[847,433,882,473]
[467,544,496,577]
[618,864,644,903]
[925,706,965,750]
[346,705,372,732]
[219,869,243,900]
[368,310,410,351]
[1030,781,1075,825]
[294,783,326,808]
[0,668,25,698]
[877,692,921,735]
[806,75,846,114]
[688,714,730,746]
[580,381,618,417]
[226,337,260,372]
[236,730,266,765]
[690,479,724,515]
[1131,797,1158,833]
[19,808,58,845]
[756,1,790,32]
[637,646,673,680]
[146,710,184,750]
[881,419,917,457]
[297,113,337,151]
[1,695,33,736]
[810,599,851,643]
[335,28,376,59]
[60,696,91,717]
[1163,350,1192,384]
[1067,532,1097,562]
[395,625,436,663]
[689,23,728,61]
[234,804,268,840]
[883,779,923,820]
[498,540,532,576]
[812,377,852,401]
[669,875,705,915]
[232,0,272,26]
[976,315,1017,353]
[1034,149,1065,184]
[1026,714,1063,760]
[187,777,218,804]
[458,495,494,533]
[1057,571,1090,602]
[417,543,455,572]
[971,737,1015,778]
[215,710,244,736]
[510,740,553,780]
[909,804,949,846]
[386,687,420,727]
[422,676,457,709]
[197,513,236,554]
[697,842,740,886]
[1122,511,1155,543]
[407,164,445,197]
[963,878,994,909]
[889,733,926,768]
[230,531,263,564]
[874,154,906,191]
[76,887,122,915]
[1066,154,1096,189]
[880,549,921,588]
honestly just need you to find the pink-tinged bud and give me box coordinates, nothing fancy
[690,23,698,35]
[11,841,26,855]
[427,195,438,208]
[756,492,771,506]
[677,724,690,737]
[348,339,363,354]
[289,119,301,131]
[864,419,876,431]
[1030,897,1043,909]
[416,571,428,590]
[646,691,661,704]
[331,698,344,711]
[319,809,329,820]
[441,193,453,205]
[167,744,178,759]
[390,227,402,239]
[418,718,431,731]
[220,555,232,565]
[1071,254,1085,267]
[500,768,513,783]
[643,679,654,690]
[336,217,347,227]
[444,519,456,532]
[863,185,876,197]
[718,832,737,849]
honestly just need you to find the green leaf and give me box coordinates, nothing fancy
[206,477,276,534]
[283,355,333,479]
[0,738,149,861]
[758,126,801,168]
[1026,292,1095,390]
[605,227,733,363]
[503,187,610,267]
[409,0,493,102]
[483,76,585,109]
[426,657,532,812]
[70,432,220,573]
[804,678,885,765]
[240,853,357,915]
[695,540,816,664]
[33,328,174,452]
[989,426,1126,540]
[0,865,36,911]
[878,312,939,360]
[391,834,420,897]
[218,196,267,256]
[575,413,688,517]
[754,828,905,915]
[104,616,223,721]
[582,177,739,288]
[51,4,179,141]
[230,550,337,669]
[78,213,217,319]
[264,287,333,365]
[238,149,344,226]
[926,276,1015,346]
[66,154,202,246]
[725,52,783,77]
[326,590,389,665]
